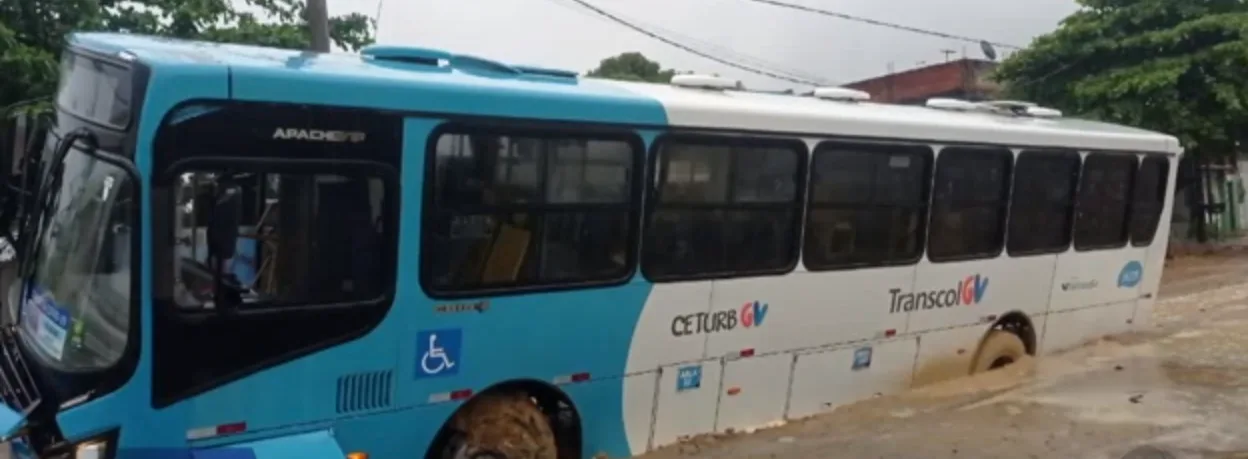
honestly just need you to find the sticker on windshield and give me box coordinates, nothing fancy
[21,286,71,361]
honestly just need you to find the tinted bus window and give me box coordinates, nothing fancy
[168,170,391,309]
[422,128,641,294]
[1074,153,1136,250]
[55,53,132,129]
[928,146,1013,261]
[1130,155,1170,246]
[642,136,805,281]
[1007,150,1080,255]
[803,141,931,270]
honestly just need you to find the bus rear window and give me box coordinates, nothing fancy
[55,53,132,129]
[1073,153,1136,250]
[1129,155,1169,246]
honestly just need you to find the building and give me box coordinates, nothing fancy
[843,58,1000,105]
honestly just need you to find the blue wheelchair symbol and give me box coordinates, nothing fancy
[416,329,461,379]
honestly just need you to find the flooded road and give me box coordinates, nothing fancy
[639,254,1248,459]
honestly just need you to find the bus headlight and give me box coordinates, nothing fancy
[74,441,107,459]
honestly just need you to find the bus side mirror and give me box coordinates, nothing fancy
[207,184,242,263]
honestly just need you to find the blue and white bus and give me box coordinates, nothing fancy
[0,32,1179,459]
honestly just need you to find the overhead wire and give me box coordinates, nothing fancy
[553,0,824,85]
[547,0,830,85]
[733,0,1023,50]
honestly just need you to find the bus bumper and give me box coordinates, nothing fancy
[0,401,25,440]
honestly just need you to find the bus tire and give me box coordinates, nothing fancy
[445,391,558,459]
[972,330,1026,373]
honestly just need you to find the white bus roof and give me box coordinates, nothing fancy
[606,79,1182,155]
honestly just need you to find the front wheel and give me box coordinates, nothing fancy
[442,392,558,459]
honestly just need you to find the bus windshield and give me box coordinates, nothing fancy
[19,145,134,372]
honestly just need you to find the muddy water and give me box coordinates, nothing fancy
[639,259,1248,459]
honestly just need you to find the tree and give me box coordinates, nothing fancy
[1,0,376,114]
[993,0,1248,158]
[587,52,677,83]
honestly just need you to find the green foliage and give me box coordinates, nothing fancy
[994,0,1248,157]
[1,0,376,113]
[587,52,677,83]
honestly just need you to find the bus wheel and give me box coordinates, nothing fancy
[972,330,1026,373]
[444,391,558,459]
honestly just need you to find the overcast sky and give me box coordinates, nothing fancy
[326,0,1078,90]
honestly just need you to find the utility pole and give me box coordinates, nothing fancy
[307,0,331,52]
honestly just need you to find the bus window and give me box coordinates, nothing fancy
[642,136,804,281]
[1074,153,1136,250]
[169,171,388,309]
[1006,150,1080,256]
[803,141,931,270]
[422,129,639,294]
[1129,155,1169,246]
[928,146,1012,262]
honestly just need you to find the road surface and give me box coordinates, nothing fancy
[638,254,1248,459]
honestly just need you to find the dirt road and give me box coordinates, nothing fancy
[640,254,1248,459]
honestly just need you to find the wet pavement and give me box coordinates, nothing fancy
[639,254,1248,459]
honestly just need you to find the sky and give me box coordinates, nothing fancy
[326,0,1079,91]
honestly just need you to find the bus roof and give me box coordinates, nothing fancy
[71,32,1181,155]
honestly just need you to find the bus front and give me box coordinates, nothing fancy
[0,44,145,459]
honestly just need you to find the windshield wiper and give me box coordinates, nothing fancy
[19,129,97,281]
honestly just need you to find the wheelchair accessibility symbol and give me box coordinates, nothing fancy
[416,329,462,379]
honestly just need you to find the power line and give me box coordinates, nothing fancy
[734,0,1022,51]
[548,0,830,84]
[556,0,824,85]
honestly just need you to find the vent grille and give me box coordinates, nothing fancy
[0,327,41,412]
[336,370,393,414]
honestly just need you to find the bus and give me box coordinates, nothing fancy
[0,32,1179,459]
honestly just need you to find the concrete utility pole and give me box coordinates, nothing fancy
[307,0,331,52]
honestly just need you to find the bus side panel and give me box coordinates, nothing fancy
[1132,155,1179,329]
[787,337,918,420]
[649,358,721,450]
[701,268,913,360]
[1039,301,1137,357]
[908,256,1053,334]
[332,403,458,459]
[911,325,988,386]
[1041,246,1147,354]
[622,282,713,454]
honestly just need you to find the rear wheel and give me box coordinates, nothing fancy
[972,330,1026,373]
[441,392,558,459]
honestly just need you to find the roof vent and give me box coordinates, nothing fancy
[449,54,520,76]
[514,65,579,80]
[1025,106,1063,118]
[926,98,1063,118]
[926,98,983,111]
[671,74,738,90]
[982,100,1063,118]
[812,87,870,102]
[982,100,1036,111]
[360,45,452,66]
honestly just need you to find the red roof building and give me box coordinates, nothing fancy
[843,58,1000,105]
